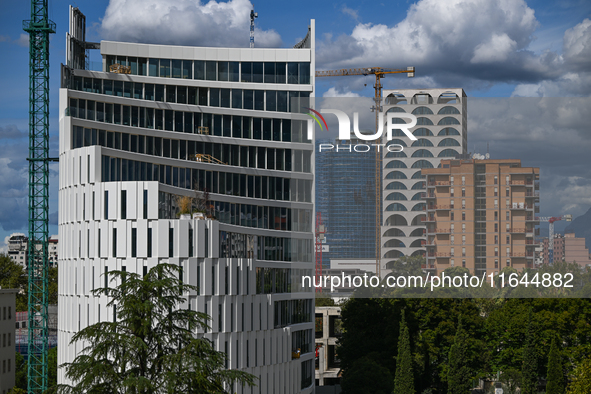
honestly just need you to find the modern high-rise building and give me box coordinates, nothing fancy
[58,7,316,393]
[423,159,540,275]
[380,89,467,272]
[315,138,376,266]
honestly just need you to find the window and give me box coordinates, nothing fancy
[495,235,498,244]
[462,212,466,221]
[494,199,498,209]
[450,212,454,220]
[462,260,466,268]
[494,211,498,220]
[505,175,510,185]
[494,187,498,197]
[450,247,455,257]
[450,188,454,197]
[506,236,510,244]
[462,247,466,257]
[104,190,109,219]
[495,259,499,269]
[494,176,498,185]
[461,176,465,185]
[450,176,454,185]
[506,247,510,256]
[169,227,174,258]
[131,228,137,257]
[462,235,466,245]
[450,235,454,244]
[112,228,117,257]
[495,247,498,257]
[121,190,127,219]
[506,211,510,220]
[495,223,498,232]
[462,223,466,232]
[506,188,510,197]
[506,259,510,267]
[461,188,465,197]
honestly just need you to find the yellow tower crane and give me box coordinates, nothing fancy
[315,67,415,277]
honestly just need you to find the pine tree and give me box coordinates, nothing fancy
[522,308,539,394]
[393,310,414,394]
[546,336,565,394]
[447,316,472,394]
[58,263,256,394]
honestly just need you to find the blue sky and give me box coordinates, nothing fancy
[1,0,591,249]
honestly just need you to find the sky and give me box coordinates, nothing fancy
[1,0,590,250]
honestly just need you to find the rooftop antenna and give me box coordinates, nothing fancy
[250,9,258,48]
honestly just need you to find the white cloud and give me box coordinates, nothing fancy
[101,0,282,48]
[323,87,360,97]
[0,35,10,42]
[471,33,518,63]
[15,34,28,47]
[341,5,359,21]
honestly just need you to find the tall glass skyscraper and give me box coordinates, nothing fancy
[315,138,377,267]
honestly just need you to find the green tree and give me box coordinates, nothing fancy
[393,310,414,394]
[567,357,591,394]
[342,355,393,394]
[546,336,565,394]
[447,316,473,394]
[0,254,28,311]
[58,263,256,394]
[14,352,28,390]
[49,347,58,391]
[522,308,539,394]
[48,267,58,305]
[387,255,424,276]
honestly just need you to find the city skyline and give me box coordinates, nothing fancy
[1,0,591,250]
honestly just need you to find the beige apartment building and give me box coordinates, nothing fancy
[423,159,540,276]
[542,233,591,266]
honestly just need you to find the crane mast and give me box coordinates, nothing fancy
[23,0,55,392]
[316,67,415,277]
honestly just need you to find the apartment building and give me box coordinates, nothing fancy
[58,7,315,393]
[542,233,591,266]
[423,159,540,275]
[0,289,16,394]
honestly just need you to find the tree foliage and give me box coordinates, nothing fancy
[393,310,414,394]
[0,254,28,311]
[546,336,565,394]
[521,308,539,394]
[58,263,256,394]
[567,357,591,394]
[447,316,473,394]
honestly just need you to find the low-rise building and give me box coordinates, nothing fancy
[0,289,17,394]
[315,306,342,390]
[542,233,591,266]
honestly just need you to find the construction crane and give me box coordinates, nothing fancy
[250,9,258,48]
[316,67,415,277]
[538,214,572,264]
[23,0,55,392]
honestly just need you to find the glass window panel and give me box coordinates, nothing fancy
[130,134,137,152]
[264,62,275,83]
[92,78,102,94]
[114,81,123,97]
[172,59,181,78]
[154,137,162,156]
[241,62,252,82]
[233,116,242,138]
[129,57,138,74]
[139,107,145,128]
[182,60,192,79]
[221,89,230,108]
[131,107,140,127]
[138,58,147,76]
[165,110,173,131]
[299,62,310,84]
[254,90,264,110]
[210,88,220,107]
[133,82,143,99]
[122,106,130,126]
[223,115,231,137]
[285,149,292,170]
[172,140,179,159]
[96,102,104,122]
[199,88,208,105]
[105,103,113,123]
[113,104,121,124]
[266,91,276,111]
[184,112,193,133]
[273,119,281,141]
[263,119,272,140]
[175,111,183,132]
[288,62,298,84]
[275,62,286,84]
[244,90,254,110]
[155,109,163,130]
[103,80,113,95]
[148,58,158,76]
[188,87,197,104]
[282,119,291,142]
[218,61,229,81]
[232,89,242,109]
[229,61,239,82]
[252,62,263,83]
[277,91,287,112]
[155,85,164,101]
[160,59,171,78]
[206,61,217,81]
[83,77,93,92]
[123,82,132,98]
[243,117,252,138]
[166,86,176,103]
[145,84,154,100]
[213,114,222,136]
[177,86,187,104]
[194,60,205,80]
[138,135,144,153]
[253,118,262,139]
[87,100,95,121]
[146,108,154,129]
[163,139,171,158]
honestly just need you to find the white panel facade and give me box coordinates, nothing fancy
[59,18,316,394]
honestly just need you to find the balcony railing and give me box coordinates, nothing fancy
[428,181,451,186]
[525,192,540,197]
[427,228,451,234]
[508,228,526,233]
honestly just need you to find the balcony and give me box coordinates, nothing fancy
[508,228,526,233]
[427,228,451,234]
[525,239,539,245]
[509,252,535,258]
[525,191,540,198]
[421,216,436,222]
[428,181,450,187]
[426,193,435,199]
[526,216,539,222]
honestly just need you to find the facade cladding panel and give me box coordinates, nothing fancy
[380,88,467,271]
[58,10,316,394]
[315,139,376,266]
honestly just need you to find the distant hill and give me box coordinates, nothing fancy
[565,207,591,250]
